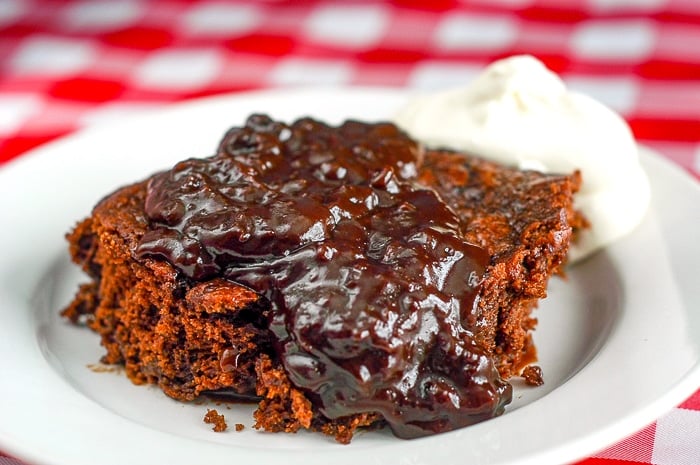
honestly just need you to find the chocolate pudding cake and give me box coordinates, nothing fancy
[62,115,585,443]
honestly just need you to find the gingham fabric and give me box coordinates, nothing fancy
[0,1,698,464]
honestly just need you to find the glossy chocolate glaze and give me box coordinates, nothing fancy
[136,115,511,438]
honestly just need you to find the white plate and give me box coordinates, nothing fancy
[1,88,699,465]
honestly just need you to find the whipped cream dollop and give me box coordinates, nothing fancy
[394,55,650,263]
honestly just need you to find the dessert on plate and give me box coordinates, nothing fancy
[62,55,654,443]
[63,111,585,443]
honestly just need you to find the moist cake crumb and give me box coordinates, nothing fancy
[522,365,545,386]
[204,409,228,432]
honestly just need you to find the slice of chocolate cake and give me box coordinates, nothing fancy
[62,115,585,443]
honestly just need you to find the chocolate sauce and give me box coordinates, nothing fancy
[136,115,511,438]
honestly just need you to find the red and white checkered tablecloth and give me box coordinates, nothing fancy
[1,1,698,464]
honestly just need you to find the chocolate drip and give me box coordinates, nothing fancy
[136,115,511,438]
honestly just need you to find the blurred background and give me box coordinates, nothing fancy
[0,0,699,176]
[0,1,699,464]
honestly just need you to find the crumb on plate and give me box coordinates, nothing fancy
[204,409,228,432]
